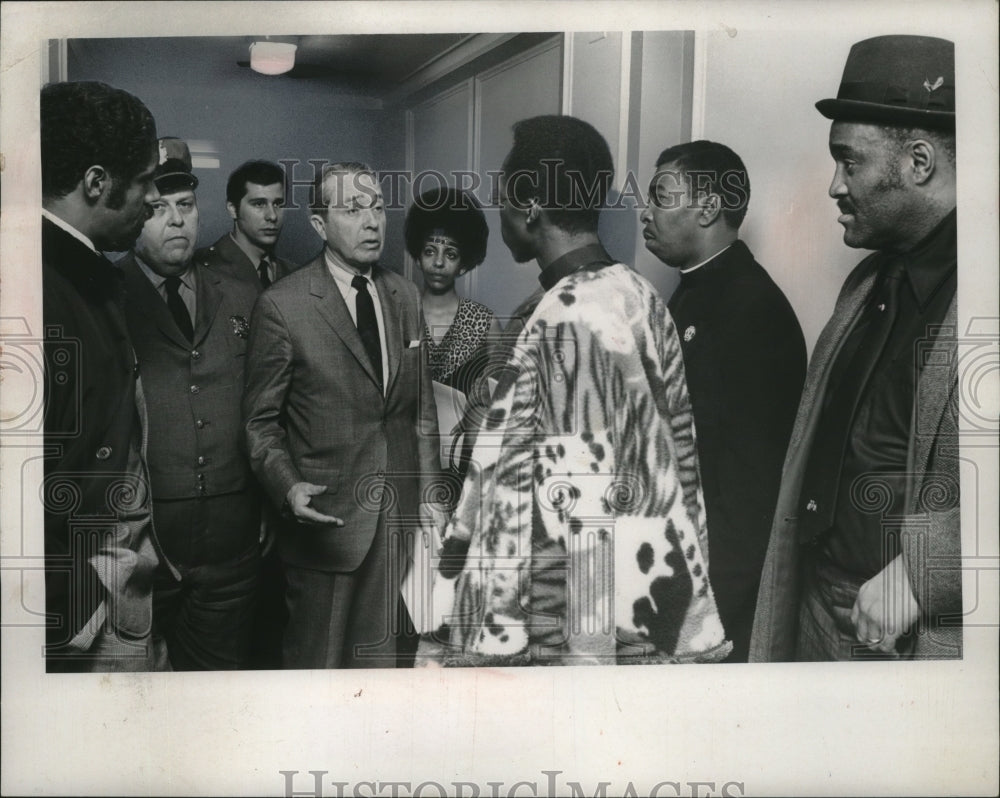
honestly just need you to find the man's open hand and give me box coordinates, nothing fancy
[285,482,345,526]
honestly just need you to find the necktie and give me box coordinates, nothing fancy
[164,275,194,342]
[352,274,383,393]
[798,259,905,544]
[258,257,272,289]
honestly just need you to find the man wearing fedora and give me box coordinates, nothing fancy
[119,138,262,669]
[750,36,960,661]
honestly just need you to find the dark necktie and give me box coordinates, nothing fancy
[258,257,272,289]
[352,274,383,393]
[164,275,194,342]
[798,259,905,544]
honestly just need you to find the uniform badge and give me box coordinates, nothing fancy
[683,325,696,342]
[230,315,249,339]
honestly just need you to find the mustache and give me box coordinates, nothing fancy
[837,199,857,214]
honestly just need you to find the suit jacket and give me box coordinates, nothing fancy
[196,233,298,292]
[119,254,259,501]
[243,257,441,572]
[41,218,168,663]
[750,249,961,661]
[667,240,806,661]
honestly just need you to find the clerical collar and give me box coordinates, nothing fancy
[538,243,615,290]
[894,209,956,308]
[679,242,734,275]
[41,209,98,255]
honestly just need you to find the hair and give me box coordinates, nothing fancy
[403,187,489,270]
[878,125,956,166]
[40,81,157,202]
[502,115,614,234]
[654,140,751,228]
[226,160,286,205]
[309,161,376,214]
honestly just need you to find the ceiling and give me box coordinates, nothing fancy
[67,34,476,99]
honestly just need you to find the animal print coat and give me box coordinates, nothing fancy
[433,263,730,665]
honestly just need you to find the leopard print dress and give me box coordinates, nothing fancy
[425,298,495,394]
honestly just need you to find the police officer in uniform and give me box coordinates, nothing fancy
[120,138,262,669]
[195,159,297,290]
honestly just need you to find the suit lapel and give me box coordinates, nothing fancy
[217,234,262,288]
[784,262,880,477]
[120,253,192,349]
[374,268,402,395]
[908,296,958,493]
[308,259,382,390]
[194,265,224,347]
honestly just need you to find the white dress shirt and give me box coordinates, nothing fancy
[42,209,99,255]
[325,252,389,393]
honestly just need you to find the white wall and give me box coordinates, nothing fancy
[697,30,872,354]
[563,31,696,304]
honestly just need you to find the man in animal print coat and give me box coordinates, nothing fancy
[421,116,729,666]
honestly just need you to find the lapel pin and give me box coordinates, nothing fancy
[684,325,696,342]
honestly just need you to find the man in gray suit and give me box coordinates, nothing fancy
[196,159,298,290]
[243,162,442,669]
[120,138,262,669]
[751,36,959,661]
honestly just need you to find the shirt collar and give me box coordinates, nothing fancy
[896,209,957,307]
[679,242,734,275]
[325,250,377,289]
[134,253,196,291]
[538,243,615,290]
[230,231,267,266]
[41,209,98,255]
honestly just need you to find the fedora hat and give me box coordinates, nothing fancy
[154,136,199,192]
[816,35,954,130]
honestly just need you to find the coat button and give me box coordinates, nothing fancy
[196,419,205,429]
[190,384,200,394]
[191,350,201,360]
[95,445,112,460]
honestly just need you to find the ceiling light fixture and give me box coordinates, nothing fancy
[249,41,297,75]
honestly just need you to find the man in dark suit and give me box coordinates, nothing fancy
[196,159,297,290]
[119,138,262,670]
[640,140,807,662]
[244,162,442,669]
[751,36,960,661]
[41,80,172,671]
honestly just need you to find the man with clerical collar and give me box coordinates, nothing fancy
[41,80,171,672]
[751,35,961,661]
[197,159,298,290]
[118,137,262,669]
[243,162,443,668]
[641,140,807,662]
[422,115,728,667]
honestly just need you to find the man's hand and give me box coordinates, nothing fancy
[851,554,920,653]
[285,482,344,526]
[418,500,450,546]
